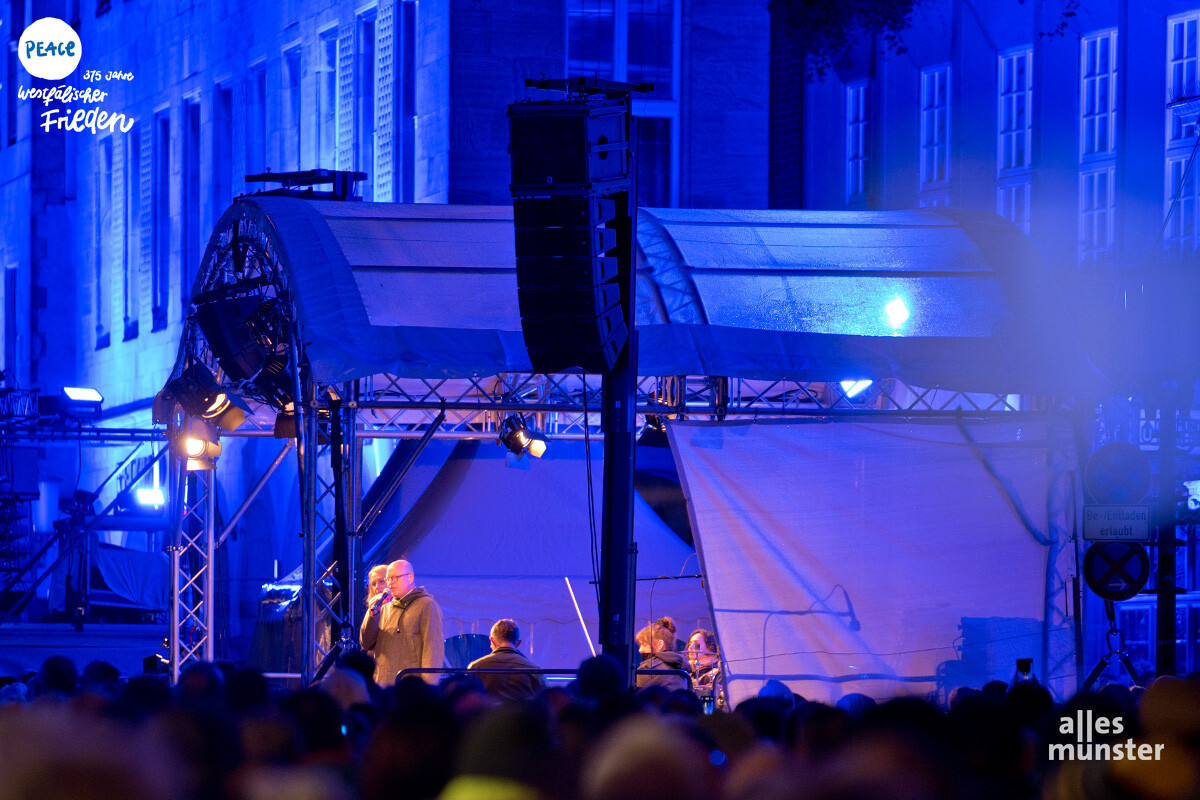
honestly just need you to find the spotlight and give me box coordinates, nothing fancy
[172,418,221,470]
[37,386,104,420]
[498,415,548,459]
[165,363,250,432]
[135,487,165,507]
[839,379,873,399]
[884,297,910,331]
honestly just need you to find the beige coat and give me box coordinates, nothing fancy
[360,586,445,686]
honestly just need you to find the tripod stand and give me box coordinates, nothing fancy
[1082,598,1142,691]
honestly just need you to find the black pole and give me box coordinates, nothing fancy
[599,115,639,689]
[1154,392,1178,677]
[330,394,350,645]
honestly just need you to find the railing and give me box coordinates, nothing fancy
[395,666,693,692]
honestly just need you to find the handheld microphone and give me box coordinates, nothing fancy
[371,590,392,615]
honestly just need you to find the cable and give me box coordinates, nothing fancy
[581,376,600,611]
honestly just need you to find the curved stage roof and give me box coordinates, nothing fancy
[201,197,1104,395]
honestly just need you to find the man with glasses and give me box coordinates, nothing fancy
[360,558,445,686]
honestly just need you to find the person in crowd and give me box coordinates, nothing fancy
[634,621,688,691]
[467,618,546,701]
[655,616,687,651]
[685,628,724,708]
[365,564,388,609]
[359,559,445,686]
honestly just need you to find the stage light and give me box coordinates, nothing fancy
[165,363,250,432]
[885,297,910,331]
[839,380,873,398]
[172,418,221,470]
[37,386,104,420]
[135,487,165,507]
[498,415,548,459]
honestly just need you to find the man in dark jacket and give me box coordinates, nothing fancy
[359,559,445,686]
[467,619,545,700]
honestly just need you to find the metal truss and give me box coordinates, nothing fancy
[168,459,215,679]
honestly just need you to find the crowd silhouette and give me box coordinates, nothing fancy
[0,650,1197,800]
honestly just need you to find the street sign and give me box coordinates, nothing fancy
[1082,505,1152,542]
[1082,542,1150,601]
[1084,442,1152,504]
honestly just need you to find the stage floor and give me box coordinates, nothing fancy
[0,623,168,678]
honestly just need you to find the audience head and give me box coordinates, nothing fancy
[489,618,520,648]
[635,622,673,656]
[581,715,715,800]
[366,564,388,602]
[385,560,416,599]
[34,655,78,699]
[685,629,719,671]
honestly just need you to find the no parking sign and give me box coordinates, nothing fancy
[1082,541,1150,601]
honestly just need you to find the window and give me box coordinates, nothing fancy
[1167,13,1200,252]
[568,0,615,81]
[1080,30,1117,266]
[1081,30,1117,158]
[247,63,267,174]
[846,81,868,204]
[317,30,338,169]
[357,10,378,201]
[637,116,670,207]
[1169,12,1199,143]
[96,138,113,349]
[1080,166,1115,267]
[182,100,200,315]
[152,112,170,331]
[997,49,1031,234]
[920,65,950,191]
[1165,156,1198,253]
[214,86,233,211]
[124,128,140,340]
[627,0,673,99]
[284,47,302,172]
[997,184,1031,236]
[400,1,416,202]
[567,0,680,205]
[998,49,1032,172]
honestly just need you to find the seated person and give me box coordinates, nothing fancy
[467,619,546,701]
[634,621,688,691]
[686,628,725,710]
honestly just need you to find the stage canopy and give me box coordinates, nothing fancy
[210,198,1105,396]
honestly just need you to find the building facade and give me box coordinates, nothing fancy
[0,0,769,655]
[785,0,1200,681]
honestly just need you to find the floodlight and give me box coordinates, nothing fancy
[885,297,910,331]
[135,487,165,507]
[498,415,548,459]
[37,386,104,419]
[172,418,221,470]
[839,380,873,399]
[165,362,250,432]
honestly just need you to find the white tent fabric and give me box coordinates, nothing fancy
[199,198,1105,395]
[668,418,1078,707]
[376,440,710,672]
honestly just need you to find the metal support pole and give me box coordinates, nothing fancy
[168,454,187,682]
[599,335,639,688]
[598,113,639,689]
[289,330,317,684]
[330,394,350,645]
[202,469,216,661]
[1155,394,1178,677]
[348,381,363,624]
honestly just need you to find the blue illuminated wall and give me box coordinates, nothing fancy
[0,0,769,657]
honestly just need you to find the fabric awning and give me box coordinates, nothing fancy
[204,197,1106,395]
